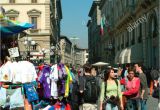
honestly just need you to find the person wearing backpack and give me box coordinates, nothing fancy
[99,68,123,110]
[79,63,100,110]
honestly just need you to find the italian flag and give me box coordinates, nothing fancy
[100,18,104,36]
[100,16,106,36]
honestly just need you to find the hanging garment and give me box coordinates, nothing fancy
[32,100,44,110]
[23,83,39,102]
[59,63,67,77]
[0,61,13,82]
[50,64,58,99]
[64,66,73,97]
[52,102,65,110]
[12,61,21,83]
[39,66,51,98]
[0,87,24,109]
[65,104,71,110]
[50,64,58,81]
[18,61,37,83]
[57,65,63,79]
[42,105,53,110]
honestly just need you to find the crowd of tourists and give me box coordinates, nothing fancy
[0,56,159,110]
[72,63,160,110]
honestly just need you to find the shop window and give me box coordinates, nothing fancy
[31,17,37,29]
[9,0,15,3]
[32,0,37,3]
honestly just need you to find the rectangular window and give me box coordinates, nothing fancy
[138,24,142,43]
[31,17,37,29]
[9,0,15,3]
[31,0,37,3]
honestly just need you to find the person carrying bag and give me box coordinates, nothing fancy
[99,68,123,110]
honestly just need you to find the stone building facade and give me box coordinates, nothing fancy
[0,0,62,63]
[87,1,101,64]
[99,0,159,69]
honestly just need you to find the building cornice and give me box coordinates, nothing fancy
[0,3,50,5]
[88,1,100,17]
[60,35,72,45]
[99,0,106,9]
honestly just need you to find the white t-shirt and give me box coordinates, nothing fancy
[12,62,21,83]
[0,61,13,82]
[50,64,58,98]
[17,61,37,83]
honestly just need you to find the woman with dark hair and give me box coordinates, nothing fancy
[99,68,123,110]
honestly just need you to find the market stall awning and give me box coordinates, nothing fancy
[124,48,131,64]
[119,48,128,64]
[0,17,34,36]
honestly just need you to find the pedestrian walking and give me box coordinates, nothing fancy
[121,67,141,110]
[99,68,123,110]
[134,63,148,110]
[79,63,100,110]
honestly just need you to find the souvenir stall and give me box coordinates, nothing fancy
[0,6,34,63]
[0,61,75,110]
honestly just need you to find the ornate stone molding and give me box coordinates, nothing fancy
[5,9,19,17]
[27,9,41,17]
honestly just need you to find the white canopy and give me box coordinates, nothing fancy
[92,62,109,66]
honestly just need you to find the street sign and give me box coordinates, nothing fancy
[8,47,19,58]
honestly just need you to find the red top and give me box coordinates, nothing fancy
[120,77,140,96]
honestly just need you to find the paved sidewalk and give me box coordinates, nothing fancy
[147,95,158,110]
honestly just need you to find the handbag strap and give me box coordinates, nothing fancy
[115,79,118,97]
[104,79,119,98]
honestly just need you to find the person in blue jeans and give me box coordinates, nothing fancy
[126,99,140,110]
[105,103,118,110]
[134,63,148,110]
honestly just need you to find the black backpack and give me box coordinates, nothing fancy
[83,76,100,103]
